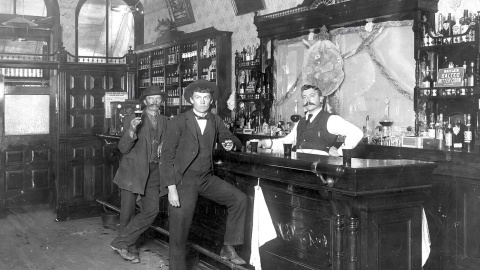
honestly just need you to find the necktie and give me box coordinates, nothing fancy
[306,114,313,124]
[195,114,208,120]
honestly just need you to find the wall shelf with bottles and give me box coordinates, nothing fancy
[134,27,231,117]
[414,9,480,149]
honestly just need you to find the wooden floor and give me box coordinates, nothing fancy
[0,205,216,270]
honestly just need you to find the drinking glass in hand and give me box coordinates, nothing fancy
[342,149,352,166]
[222,140,234,151]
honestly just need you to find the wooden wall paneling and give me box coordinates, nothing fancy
[2,135,54,209]
[455,180,480,269]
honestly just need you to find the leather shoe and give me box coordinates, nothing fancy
[130,253,140,264]
[111,245,135,261]
[220,245,246,265]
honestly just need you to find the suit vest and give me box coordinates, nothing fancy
[187,121,212,172]
[296,110,338,152]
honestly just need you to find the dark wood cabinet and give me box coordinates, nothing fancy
[134,28,232,118]
[413,10,480,140]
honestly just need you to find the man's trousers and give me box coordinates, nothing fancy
[111,163,160,250]
[168,169,247,270]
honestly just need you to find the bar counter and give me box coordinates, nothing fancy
[186,148,437,270]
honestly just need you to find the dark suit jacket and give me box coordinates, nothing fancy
[159,110,242,197]
[113,112,168,195]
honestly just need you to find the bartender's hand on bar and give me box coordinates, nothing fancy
[168,185,180,207]
[259,139,272,149]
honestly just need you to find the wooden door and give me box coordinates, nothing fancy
[56,66,130,220]
[0,75,55,210]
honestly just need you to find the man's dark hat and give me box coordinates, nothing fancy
[184,79,218,104]
[139,85,168,103]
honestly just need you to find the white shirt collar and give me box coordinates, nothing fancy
[193,108,208,118]
[306,107,322,121]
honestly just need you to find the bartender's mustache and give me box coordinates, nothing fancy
[303,102,315,107]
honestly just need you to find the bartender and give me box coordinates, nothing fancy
[258,84,363,156]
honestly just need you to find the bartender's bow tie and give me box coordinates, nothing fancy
[195,114,208,120]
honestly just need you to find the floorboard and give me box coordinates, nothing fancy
[0,205,217,270]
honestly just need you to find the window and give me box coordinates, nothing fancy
[0,0,48,54]
[77,0,135,57]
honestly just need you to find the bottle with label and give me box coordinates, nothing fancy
[421,67,431,88]
[461,10,471,42]
[452,119,465,148]
[445,118,453,149]
[452,18,461,39]
[464,114,472,151]
[436,113,444,140]
[467,61,475,86]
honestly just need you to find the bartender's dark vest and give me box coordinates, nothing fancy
[188,120,212,172]
[296,111,338,152]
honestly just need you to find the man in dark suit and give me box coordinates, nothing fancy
[110,86,168,263]
[160,80,247,270]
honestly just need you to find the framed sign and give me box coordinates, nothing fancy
[165,0,195,27]
[436,67,465,87]
[231,0,265,16]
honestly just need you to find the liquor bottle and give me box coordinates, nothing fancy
[428,113,436,138]
[436,113,444,140]
[452,118,464,148]
[467,61,475,86]
[421,67,431,88]
[460,10,471,35]
[442,13,455,44]
[452,18,461,41]
[445,118,453,149]
[437,13,444,42]
[464,114,472,151]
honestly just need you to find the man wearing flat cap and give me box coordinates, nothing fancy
[258,84,363,156]
[160,79,247,269]
[111,85,168,263]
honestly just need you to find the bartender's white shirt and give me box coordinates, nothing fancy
[271,108,363,156]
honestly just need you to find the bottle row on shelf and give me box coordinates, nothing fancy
[421,9,478,47]
[418,87,475,98]
[236,43,260,62]
[237,93,262,100]
[166,97,182,106]
[182,67,198,82]
[139,64,217,87]
[152,57,165,67]
[236,68,268,100]
[166,93,189,106]
[425,112,477,151]
[167,45,180,65]
[139,39,218,70]
[0,68,45,78]
[168,88,180,97]
[166,72,180,85]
